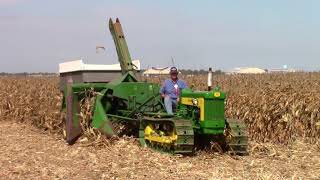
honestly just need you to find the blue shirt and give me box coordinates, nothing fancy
[160,79,188,99]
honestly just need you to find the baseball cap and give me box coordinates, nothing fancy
[170,67,178,74]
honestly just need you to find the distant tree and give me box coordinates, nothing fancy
[213,70,224,75]
[179,69,224,75]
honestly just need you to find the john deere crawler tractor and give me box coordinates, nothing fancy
[61,18,248,155]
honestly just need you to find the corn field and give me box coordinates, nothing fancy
[0,73,320,144]
[1,73,320,179]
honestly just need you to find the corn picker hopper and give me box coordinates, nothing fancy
[60,18,248,155]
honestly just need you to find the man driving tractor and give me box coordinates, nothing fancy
[160,67,188,115]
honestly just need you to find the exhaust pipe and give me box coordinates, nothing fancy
[208,67,212,91]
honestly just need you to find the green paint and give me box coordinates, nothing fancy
[178,88,226,135]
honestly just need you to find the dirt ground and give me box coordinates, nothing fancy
[0,121,319,180]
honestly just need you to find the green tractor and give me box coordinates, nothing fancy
[60,18,248,155]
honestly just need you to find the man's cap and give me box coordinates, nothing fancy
[170,67,178,74]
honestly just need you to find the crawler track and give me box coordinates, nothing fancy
[140,118,194,155]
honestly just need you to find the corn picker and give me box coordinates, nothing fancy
[60,18,248,155]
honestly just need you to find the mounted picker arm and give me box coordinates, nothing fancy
[109,18,135,74]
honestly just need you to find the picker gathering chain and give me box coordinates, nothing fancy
[61,18,248,155]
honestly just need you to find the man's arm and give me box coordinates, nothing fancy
[160,81,166,98]
[180,80,188,89]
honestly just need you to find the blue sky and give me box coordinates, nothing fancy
[0,0,319,72]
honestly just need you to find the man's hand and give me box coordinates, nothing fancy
[177,97,180,103]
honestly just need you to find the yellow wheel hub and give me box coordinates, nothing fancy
[144,125,177,144]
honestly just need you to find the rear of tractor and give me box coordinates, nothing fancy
[60,18,248,155]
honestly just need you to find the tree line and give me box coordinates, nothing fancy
[179,69,224,75]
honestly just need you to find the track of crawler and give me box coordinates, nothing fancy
[140,118,194,155]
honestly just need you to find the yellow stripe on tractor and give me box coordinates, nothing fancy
[180,97,205,121]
